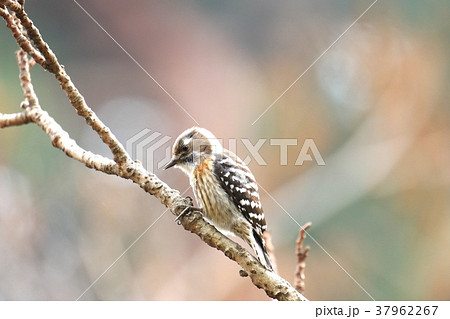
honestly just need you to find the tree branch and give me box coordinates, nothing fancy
[0,1,307,301]
[0,6,45,66]
[0,0,21,12]
[0,110,31,127]
[294,222,311,295]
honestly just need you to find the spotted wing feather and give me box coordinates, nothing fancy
[213,151,267,234]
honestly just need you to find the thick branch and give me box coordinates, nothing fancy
[0,3,308,301]
[1,108,304,301]
[180,211,307,301]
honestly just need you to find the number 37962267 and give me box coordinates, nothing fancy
[376,306,438,316]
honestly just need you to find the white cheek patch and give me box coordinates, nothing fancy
[182,137,192,146]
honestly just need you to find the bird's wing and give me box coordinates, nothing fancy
[213,151,267,234]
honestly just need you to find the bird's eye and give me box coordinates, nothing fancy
[182,144,189,152]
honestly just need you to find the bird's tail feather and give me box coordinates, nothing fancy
[252,230,274,271]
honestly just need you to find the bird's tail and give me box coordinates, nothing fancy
[251,229,274,271]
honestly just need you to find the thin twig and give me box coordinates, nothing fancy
[1,0,130,165]
[0,111,31,127]
[13,50,120,174]
[294,222,312,295]
[0,6,45,65]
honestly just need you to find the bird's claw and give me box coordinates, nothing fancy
[174,199,201,225]
[184,196,194,206]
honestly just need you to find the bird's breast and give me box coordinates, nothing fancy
[191,159,238,233]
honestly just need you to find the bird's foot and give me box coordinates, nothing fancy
[174,196,202,224]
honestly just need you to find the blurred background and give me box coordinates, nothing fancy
[0,0,449,300]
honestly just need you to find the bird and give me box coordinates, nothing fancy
[164,127,274,271]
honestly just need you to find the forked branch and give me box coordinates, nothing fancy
[0,0,308,301]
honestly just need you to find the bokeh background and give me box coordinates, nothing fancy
[0,0,449,300]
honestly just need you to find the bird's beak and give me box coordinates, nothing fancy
[163,157,179,170]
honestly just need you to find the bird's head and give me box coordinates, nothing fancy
[163,127,223,174]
